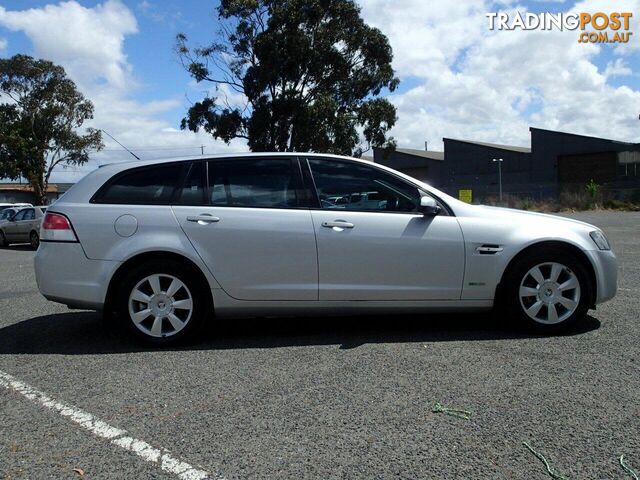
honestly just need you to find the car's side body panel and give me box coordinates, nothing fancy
[311,210,465,300]
[173,206,318,300]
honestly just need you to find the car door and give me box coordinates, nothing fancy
[18,208,36,241]
[306,158,465,301]
[4,209,27,241]
[173,158,318,301]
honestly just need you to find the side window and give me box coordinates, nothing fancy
[12,209,27,221]
[308,159,420,213]
[23,209,35,220]
[208,159,298,208]
[175,162,206,205]
[94,163,182,204]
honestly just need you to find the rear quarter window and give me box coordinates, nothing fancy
[92,163,183,205]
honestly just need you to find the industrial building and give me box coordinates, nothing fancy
[374,127,640,202]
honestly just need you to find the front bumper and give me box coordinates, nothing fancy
[34,241,119,310]
[585,249,618,305]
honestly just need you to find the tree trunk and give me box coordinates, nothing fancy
[29,175,47,206]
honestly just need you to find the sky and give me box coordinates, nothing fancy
[1,0,639,182]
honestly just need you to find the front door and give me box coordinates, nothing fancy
[173,159,318,301]
[4,208,28,241]
[306,159,465,301]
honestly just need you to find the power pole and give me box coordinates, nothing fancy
[492,158,504,202]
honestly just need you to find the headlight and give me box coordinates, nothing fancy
[589,230,610,250]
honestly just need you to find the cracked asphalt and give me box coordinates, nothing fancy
[0,211,638,479]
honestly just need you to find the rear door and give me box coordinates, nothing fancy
[173,158,318,301]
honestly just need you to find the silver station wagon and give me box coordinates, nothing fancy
[34,153,617,344]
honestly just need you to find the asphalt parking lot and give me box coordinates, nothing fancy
[1,210,639,479]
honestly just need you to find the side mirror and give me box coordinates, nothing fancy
[418,195,440,216]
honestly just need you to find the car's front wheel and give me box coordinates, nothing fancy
[116,260,209,345]
[503,248,592,332]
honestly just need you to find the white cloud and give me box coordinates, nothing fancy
[0,37,6,51]
[0,0,246,183]
[360,0,640,149]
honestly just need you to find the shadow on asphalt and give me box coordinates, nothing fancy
[0,311,601,355]
[0,244,34,251]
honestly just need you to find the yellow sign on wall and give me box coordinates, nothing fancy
[458,189,472,203]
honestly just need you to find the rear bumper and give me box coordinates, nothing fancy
[34,242,118,310]
[586,249,618,305]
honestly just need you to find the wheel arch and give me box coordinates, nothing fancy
[104,250,214,314]
[496,240,597,308]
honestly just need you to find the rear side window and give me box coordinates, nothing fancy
[94,163,182,204]
[175,162,206,205]
[208,159,298,208]
[23,209,35,220]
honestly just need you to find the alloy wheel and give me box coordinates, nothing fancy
[518,262,581,325]
[128,273,193,338]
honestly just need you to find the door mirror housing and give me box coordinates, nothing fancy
[418,196,440,216]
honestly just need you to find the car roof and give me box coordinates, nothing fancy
[97,152,366,172]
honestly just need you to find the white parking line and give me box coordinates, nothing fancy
[0,369,221,480]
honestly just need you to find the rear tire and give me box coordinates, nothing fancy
[30,231,40,250]
[0,231,7,247]
[502,247,592,333]
[115,260,210,346]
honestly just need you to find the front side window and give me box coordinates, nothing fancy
[12,209,27,221]
[308,159,420,213]
[208,159,298,208]
[95,163,182,204]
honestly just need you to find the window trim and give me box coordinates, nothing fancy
[302,157,453,216]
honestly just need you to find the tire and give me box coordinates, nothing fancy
[115,259,210,345]
[0,231,7,247]
[502,247,592,333]
[30,231,40,250]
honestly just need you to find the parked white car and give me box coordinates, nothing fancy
[34,153,617,345]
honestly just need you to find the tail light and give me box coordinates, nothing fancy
[41,212,78,242]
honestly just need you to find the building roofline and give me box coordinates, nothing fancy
[443,138,531,153]
[529,126,640,146]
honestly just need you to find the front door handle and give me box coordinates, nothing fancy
[187,214,220,224]
[321,220,354,229]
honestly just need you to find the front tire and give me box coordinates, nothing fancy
[503,247,592,333]
[116,260,209,345]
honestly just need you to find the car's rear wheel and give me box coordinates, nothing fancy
[0,231,7,247]
[30,231,40,249]
[503,248,592,333]
[116,260,209,345]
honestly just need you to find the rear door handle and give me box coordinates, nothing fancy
[321,220,354,229]
[187,214,220,224]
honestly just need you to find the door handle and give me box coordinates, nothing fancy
[321,220,354,229]
[187,214,220,224]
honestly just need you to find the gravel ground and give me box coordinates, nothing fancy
[0,211,638,479]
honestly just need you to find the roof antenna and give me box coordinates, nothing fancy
[100,129,141,160]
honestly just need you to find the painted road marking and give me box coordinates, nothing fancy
[0,369,221,480]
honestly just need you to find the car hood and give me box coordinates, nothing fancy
[469,205,598,230]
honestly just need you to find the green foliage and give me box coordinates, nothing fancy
[0,54,103,204]
[585,179,600,199]
[177,0,399,156]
